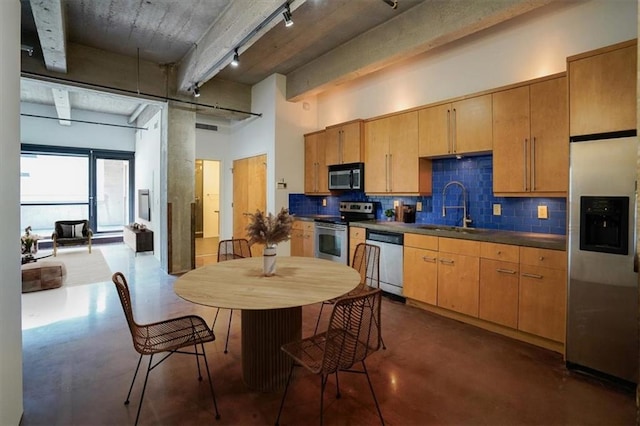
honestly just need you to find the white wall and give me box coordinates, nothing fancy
[317,0,638,127]
[135,109,162,260]
[0,1,23,423]
[195,118,233,238]
[21,102,135,151]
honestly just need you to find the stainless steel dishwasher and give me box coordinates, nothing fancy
[366,229,404,299]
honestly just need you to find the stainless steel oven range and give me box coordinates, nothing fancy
[314,201,376,264]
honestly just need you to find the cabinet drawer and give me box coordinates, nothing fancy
[292,220,305,230]
[480,242,519,262]
[404,233,438,250]
[520,247,566,270]
[439,237,480,257]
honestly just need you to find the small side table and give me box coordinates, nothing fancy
[123,226,154,255]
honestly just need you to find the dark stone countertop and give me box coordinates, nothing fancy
[349,221,566,251]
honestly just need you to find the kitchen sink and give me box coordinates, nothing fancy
[418,225,486,234]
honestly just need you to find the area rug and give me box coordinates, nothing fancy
[54,248,113,287]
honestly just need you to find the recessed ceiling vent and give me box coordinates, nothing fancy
[196,123,218,131]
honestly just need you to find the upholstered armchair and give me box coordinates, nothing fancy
[52,220,93,256]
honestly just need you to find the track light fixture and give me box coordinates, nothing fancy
[231,48,239,67]
[192,83,201,98]
[382,0,398,9]
[282,3,293,27]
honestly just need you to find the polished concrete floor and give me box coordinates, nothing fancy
[21,244,636,425]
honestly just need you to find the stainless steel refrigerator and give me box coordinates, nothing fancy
[567,135,638,383]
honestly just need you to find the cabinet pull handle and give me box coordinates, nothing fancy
[452,108,457,153]
[447,109,452,153]
[315,162,319,192]
[539,256,545,261]
[523,138,528,191]
[496,250,501,255]
[384,154,389,192]
[422,256,437,263]
[388,153,393,191]
[339,130,344,164]
[531,136,536,191]
[522,272,543,279]
[439,258,455,265]
[497,268,517,274]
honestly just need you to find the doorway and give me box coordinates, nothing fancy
[233,154,267,256]
[195,159,221,267]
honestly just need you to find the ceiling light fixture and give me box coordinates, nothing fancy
[192,83,201,98]
[282,3,293,27]
[382,0,398,9]
[231,49,240,67]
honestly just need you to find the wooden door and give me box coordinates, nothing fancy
[233,154,266,255]
[364,118,390,193]
[492,86,530,194]
[452,94,492,154]
[388,111,419,193]
[418,103,450,157]
[529,76,568,194]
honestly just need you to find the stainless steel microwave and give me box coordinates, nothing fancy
[328,162,364,191]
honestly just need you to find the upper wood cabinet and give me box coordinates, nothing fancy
[492,75,568,197]
[304,130,329,195]
[568,39,637,136]
[418,94,493,158]
[364,111,432,194]
[325,120,364,165]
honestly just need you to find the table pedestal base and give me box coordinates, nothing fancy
[241,307,302,392]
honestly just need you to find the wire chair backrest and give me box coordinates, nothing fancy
[321,289,382,374]
[112,272,145,353]
[218,238,252,262]
[351,243,380,289]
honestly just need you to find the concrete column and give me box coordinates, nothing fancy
[167,104,196,273]
[0,1,24,423]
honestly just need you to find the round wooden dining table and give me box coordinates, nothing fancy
[174,256,361,391]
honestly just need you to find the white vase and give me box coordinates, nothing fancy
[263,245,277,277]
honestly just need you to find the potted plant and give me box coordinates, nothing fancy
[384,208,395,221]
[246,208,294,276]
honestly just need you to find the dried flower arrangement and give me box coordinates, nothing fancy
[245,208,294,247]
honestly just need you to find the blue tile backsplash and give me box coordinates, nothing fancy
[289,155,567,235]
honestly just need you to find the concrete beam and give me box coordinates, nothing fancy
[176,0,282,93]
[50,87,70,125]
[286,0,555,101]
[30,0,67,73]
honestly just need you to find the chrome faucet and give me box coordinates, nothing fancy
[442,180,472,228]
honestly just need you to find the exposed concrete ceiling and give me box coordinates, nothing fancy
[20,0,556,123]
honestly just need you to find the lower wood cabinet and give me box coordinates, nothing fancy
[403,234,438,305]
[402,233,567,349]
[291,220,314,257]
[518,247,567,343]
[436,238,480,317]
[349,227,366,265]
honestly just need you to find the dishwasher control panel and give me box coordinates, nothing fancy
[365,229,404,245]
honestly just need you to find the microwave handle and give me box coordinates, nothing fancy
[349,170,354,188]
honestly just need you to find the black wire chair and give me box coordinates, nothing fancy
[314,243,386,349]
[213,238,252,353]
[112,272,220,425]
[276,288,385,425]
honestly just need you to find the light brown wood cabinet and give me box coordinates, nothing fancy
[492,75,568,196]
[403,234,438,305]
[290,220,315,257]
[349,226,366,265]
[436,237,480,317]
[518,247,567,343]
[568,39,637,136]
[364,111,432,194]
[418,94,492,157]
[304,130,329,194]
[479,242,519,328]
[325,120,364,165]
